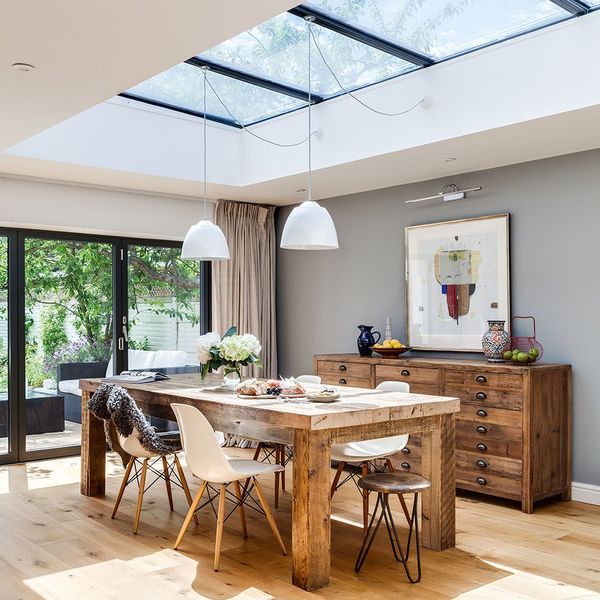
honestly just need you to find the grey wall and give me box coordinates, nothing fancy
[276,149,600,486]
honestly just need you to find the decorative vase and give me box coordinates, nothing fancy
[357,325,381,357]
[482,320,511,362]
[222,365,242,390]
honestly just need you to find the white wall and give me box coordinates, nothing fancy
[0,175,211,239]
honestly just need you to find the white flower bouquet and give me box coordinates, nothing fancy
[196,326,262,381]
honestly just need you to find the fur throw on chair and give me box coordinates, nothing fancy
[89,383,181,460]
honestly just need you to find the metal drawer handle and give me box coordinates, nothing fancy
[476,425,488,434]
[339,365,347,372]
[339,378,347,385]
[476,392,487,400]
[476,477,487,485]
[476,443,487,451]
[477,409,487,417]
[401,369,410,376]
[476,375,487,383]
[476,459,488,468]
[401,462,411,470]
[401,447,411,455]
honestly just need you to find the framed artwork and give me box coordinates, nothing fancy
[405,214,510,352]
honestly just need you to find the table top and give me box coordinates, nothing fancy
[81,373,459,432]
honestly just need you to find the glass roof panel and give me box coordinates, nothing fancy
[127,62,305,125]
[304,0,570,59]
[200,11,418,98]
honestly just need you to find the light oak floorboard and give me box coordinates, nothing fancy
[0,451,599,600]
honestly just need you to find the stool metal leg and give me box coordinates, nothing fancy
[354,491,423,583]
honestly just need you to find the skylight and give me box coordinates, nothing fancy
[121,1,596,127]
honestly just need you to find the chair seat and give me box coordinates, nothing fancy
[201,459,284,484]
[358,472,431,494]
[331,434,408,462]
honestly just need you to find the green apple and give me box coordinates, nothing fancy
[517,352,529,363]
[503,350,513,360]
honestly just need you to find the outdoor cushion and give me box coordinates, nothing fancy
[105,349,189,376]
[59,379,82,396]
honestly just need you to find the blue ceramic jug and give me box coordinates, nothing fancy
[357,325,381,357]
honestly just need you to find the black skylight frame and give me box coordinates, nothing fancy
[119,0,597,128]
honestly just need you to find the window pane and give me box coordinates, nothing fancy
[201,11,418,99]
[25,238,113,452]
[305,0,570,59]
[0,237,8,455]
[127,62,305,124]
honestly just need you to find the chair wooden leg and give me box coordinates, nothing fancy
[386,458,411,524]
[330,461,345,499]
[112,456,135,519]
[362,461,370,530]
[214,484,227,571]
[133,459,148,534]
[253,477,287,556]
[174,454,199,525]
[280,445,286,492]
[174,480,207,550]
[234,480,248,538]
[252,442,263,461]
[162,456,174,511]
[274,446,281,509]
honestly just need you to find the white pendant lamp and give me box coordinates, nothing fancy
[182,66,230,261]
[280,16,338,251]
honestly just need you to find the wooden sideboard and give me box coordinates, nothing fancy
[314,354,572,513]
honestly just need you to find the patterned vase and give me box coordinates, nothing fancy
[482,320,511,362]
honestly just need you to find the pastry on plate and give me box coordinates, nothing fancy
[236,378,270,396]
[280,377,306,396]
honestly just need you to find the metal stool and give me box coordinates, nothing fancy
[355,472,431,582]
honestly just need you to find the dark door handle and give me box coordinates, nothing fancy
[401,447,410,455]
[476,477,487,485]
[476,425,488,434]
[476,375,487,383]
[401,462,411,470]
[476,443,487,451]
[339,378,347,385]
[476,459,488,468]
[476,409,487,417]
[339,365,347,372]
[401,369,410,376]
[476,392,487,400]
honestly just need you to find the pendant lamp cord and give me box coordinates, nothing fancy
[307,16,314,203]
[202,66,208,220]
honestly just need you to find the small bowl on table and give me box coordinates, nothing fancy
[370,346,411,358]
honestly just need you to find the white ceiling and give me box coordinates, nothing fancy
[0,0,299,150]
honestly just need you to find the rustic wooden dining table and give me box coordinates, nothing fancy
[79,374,459,592]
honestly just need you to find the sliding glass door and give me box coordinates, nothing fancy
[24,236,115,453]
[0,236,12,459]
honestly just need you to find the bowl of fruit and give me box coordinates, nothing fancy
[503,347,540,364]
[371,339,411,358]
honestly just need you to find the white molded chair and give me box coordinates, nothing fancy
[253,374,322,507]
[330,380,411,528]
[112,428,196,535]
[171,403,287,570]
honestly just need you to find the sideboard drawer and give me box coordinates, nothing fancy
[317,360,371,378]
[456,404,522,427]
[456,423,522,459]
[456,469,521,500]
[456,449,522,479]
[375,365,440,386]
[446,386,522,410]
[390,455,421,474]
[320,374,371,388]
[445,370,522,390]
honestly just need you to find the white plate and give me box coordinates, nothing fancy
[306,393,340,403]
[237,394,276,400]
[280,393,306,399]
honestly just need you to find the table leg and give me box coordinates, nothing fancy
[420,413,455,550]
[80,390,106,496]
[292,429,331,591]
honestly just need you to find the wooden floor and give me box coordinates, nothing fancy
[1,449,599,600]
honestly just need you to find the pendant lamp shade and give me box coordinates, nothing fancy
[280,200,338,250]
[181,219,230,261]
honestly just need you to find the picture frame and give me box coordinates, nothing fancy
[405,214,510,352]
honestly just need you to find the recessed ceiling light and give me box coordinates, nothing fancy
[296,188,306,193]
[443,157,456,163]
[11,62,35,72]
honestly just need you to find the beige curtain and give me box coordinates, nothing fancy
[212,200,277,379]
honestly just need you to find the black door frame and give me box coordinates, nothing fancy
[0,227,209,465]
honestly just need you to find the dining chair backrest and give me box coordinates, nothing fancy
[171,403,235,482]
[376,380,410,393]
[295,375,321,384]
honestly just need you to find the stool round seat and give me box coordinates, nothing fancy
[358,472,431,495]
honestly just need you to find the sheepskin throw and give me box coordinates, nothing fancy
[89,383,181,457]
